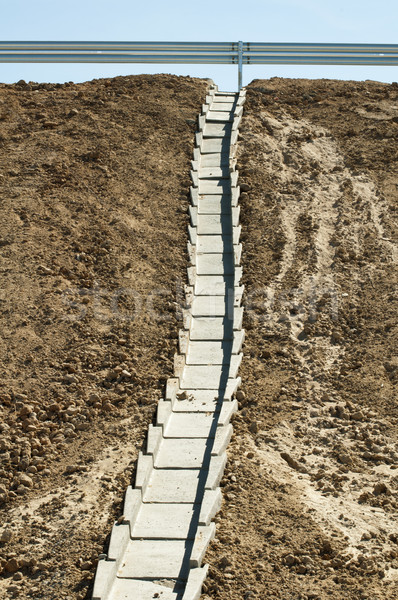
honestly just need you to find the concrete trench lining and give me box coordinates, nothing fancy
[92,85,246,600]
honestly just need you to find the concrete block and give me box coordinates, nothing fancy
[189,206,198,226]
[203,122,232,138]
[108,522,130,561]
[232,113,242,131]
[196,234,233,253]
[197,195,231,215]
[225,376,241,399]
[107,578,179,600]
[199,488,222,525]
[199,152,230,167]
[180,365,234,389]
[131,502,197,539]
[231,130,238,145]
[186,341,243,365]
[230,170,238,188]
[146,424,162,456]
[200,138,225,154]
[234,243,242,265]
[190,316,234,341]
[154,425,231,468]
[190,186,198,205]
[156,399,172,426]
[163,411,214,438]
[198,166,229,179]
[166,378,179,402]
[123,486,142,529]
[193,147,200,161]
[183,566,209,600]
[197,214,230,235]
[206,111,233,122]
[198,180,230,195]
[190,170,199,188]
[119,539,192,579]
[188,226,196,245]
[234,105,244,117]
[218,399,239,425]
[195,131,203,147]
[134,452,153,490]
[191,295,234,317]
[171,390,220,412]
[190,523,216,567]
[209,101,235,111]
[198,115,206,131]
[154,438,208,469]
[206,453,227,489]
[231,186,240,205]
[202,103,210,114]
[196,253,234,275]
[232,206,240,226]
[143,469,204,503]
[179,329,189,354]
[187,265,196,285]
[213,93,236,101]
[233,307,244,330]
[194,275,235,296]
[234,265,243,283]
[174,352,185,377]
[233,224,241,244]
[212,423,233,454]
[92,559,117,600]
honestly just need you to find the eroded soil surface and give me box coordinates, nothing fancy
[0,74,209,599]
[203,79,398,600]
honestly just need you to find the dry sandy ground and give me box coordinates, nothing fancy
[0,75,397,600]
[202,79,398,600]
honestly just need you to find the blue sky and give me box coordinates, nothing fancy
[1,0,398,90]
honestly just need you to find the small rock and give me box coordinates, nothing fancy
[18,473,33,488]
[249,421,258,434]
[338,451,352,465]
[65,465,79,475]
[235,390,246,401]
[284,554,296,566]
[373,482,389,496]
[240,183,251,192]
[351,410,364,421]
[4,558,19,573]
[12,572,22,581]
[0,527,12,542]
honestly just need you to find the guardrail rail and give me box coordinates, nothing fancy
[1,41,398,89]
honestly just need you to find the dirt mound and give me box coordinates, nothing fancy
[0,73,209,600]
[202,79,398,599]
[0,74,397,600]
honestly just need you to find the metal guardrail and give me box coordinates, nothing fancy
[1,41,398,89]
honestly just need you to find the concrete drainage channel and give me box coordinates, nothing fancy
[92,85,246,600]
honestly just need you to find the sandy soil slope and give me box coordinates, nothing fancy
[202,79,398,600]
[0,74,209,600]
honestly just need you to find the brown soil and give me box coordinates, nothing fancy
[0,75,397,600]
[0,74,209,599]
[203,79,398,600]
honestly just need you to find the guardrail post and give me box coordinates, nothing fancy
[238,40,243,90]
